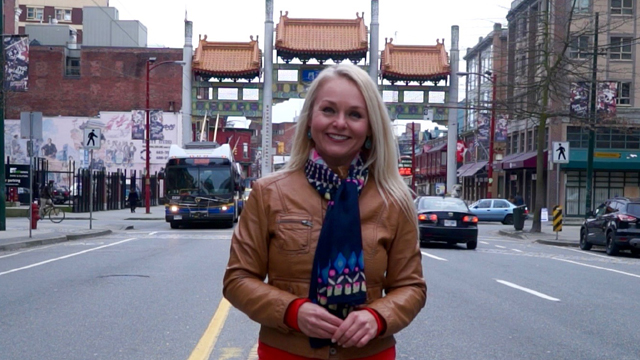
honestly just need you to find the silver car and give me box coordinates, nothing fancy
[469,198,528,224]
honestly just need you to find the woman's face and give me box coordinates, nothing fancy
[309,76,370,168]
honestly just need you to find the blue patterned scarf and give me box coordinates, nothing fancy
[304,149,369,348]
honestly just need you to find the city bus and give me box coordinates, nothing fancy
[163,142,243,229]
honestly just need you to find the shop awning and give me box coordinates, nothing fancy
[426,143,447,153]
[459,161,488,177]
[500,151,548,170]
[456,162,474,177]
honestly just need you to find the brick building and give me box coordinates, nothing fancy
[6,46,183,119]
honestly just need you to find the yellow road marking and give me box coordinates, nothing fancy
[187,297,232,360]
[247,343,258,360]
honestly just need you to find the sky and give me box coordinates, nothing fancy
[108,0,514,131]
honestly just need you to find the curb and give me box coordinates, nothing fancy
[0,229,112,251]
[535,239,579,247]
[498,230,526,240]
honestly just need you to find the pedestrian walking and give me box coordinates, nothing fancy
[223,63,426,359]
[127,187,139,213]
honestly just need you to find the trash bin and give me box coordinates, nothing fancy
[513,205,526,231]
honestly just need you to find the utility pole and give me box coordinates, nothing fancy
[261,0,274,176]
[585,12,598,217]
[446,26,460,193]
[0,1,6,231]
[411,122,416,192]
[487,72,497,198]
[368,0,379,85]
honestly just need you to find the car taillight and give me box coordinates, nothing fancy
[617,214,637,222]
[462,215,478,223]
[418,214,437,222]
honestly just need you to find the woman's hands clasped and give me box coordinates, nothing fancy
[297,303,378,348]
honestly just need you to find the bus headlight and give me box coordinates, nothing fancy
[221,205,228,211]
[170,205,179,212]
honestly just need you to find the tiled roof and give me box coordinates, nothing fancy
[381,38,450,83]
[193,35,261,79]
[275,11,368,62]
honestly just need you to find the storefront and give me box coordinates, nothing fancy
[499,150,547,211]
[563,149,640,216]
[457,161,488,201]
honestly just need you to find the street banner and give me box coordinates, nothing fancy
[495,114,508,142]
[131,110,145,140]
[570,82,589,118]
[150,110,164,140]
[596,81,617,119]
[477,113,490,149]
[3,35,29,92]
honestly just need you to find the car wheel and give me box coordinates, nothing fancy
[466,239,478,250]
[503,214,514,225]
[579,229,592,251]
[631,249,640,257]
[170,221,179,229]
[605,232,620,256]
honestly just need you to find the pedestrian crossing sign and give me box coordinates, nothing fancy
[83,128,101,149]
[552,141,569,164]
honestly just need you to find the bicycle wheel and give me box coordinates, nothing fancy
[48,207,65,223]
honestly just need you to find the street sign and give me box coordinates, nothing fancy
[552,141,569,164]
[83,128,102,149]
[435,183,446,195]
[20,111,42,139]
[4,164,30,188]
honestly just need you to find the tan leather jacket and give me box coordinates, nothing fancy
[223,170,426,359]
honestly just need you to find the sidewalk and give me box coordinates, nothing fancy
[498,218,581,247]
[0,205,166,251]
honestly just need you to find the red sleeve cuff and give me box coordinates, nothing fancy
[284,298,311,331]
[362,307,386,337]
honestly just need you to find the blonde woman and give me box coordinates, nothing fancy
[224,63,426,360]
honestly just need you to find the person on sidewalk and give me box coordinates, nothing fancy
[127,187,139,213]
[223,63,426,360]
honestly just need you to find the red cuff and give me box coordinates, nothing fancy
[284,298,311,331]
[362,308,386,337]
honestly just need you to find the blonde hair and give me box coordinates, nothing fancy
[282,63,417,225]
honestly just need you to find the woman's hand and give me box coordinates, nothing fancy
[331,310,378,348]
[297,302,343,339]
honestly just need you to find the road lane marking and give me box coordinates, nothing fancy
[480,241,490,245]
[187,297,231,360]
[149,231,158,236]
[495,279,560,302]
[554,246,613,259]
[421,251,448,261]
[495,245,507,249]
[554,258,640,279]
[0,238,138,277]
[512,249,523,253]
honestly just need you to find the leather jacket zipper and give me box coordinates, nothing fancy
[278,219,313,227]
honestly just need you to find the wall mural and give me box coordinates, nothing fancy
[4,111,180,184]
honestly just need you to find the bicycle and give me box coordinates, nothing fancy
[41,202,66,223]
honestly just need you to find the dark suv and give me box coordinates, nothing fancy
[580,197,640,256]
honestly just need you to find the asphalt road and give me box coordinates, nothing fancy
[1,221,638,360]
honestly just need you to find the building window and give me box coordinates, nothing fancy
[617,82,631,105]
[519,132,525,153]
[569,36,589,59]
[527,130,533,152]
[506,135,512,155]
[27,7,44,20]
[56,9,72,22]
[243,143,248,158]
[573,0,590,13]
[611,0,633,15]
[511,133,519,153]
[610,37,633,60]
[65,57,80,76]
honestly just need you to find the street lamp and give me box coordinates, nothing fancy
[145,58,185,214]
[457,71,497,198]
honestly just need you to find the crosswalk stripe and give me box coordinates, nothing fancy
[247,343,258,360]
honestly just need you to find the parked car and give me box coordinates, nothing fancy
[415,196,478,250]
[580,197,640,256]
[469,198,528,224]
[51,185,68,204]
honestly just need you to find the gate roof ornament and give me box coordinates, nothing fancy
[381,38,451,85]
[193,35,262,81]
[275,11,368,64]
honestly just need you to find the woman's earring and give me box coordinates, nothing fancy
[307,129,312,140]
[364,136,372,150]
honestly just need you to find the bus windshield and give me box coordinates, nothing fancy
[166,166,232,196]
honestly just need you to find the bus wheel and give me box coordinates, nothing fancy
[170,221,180,229]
